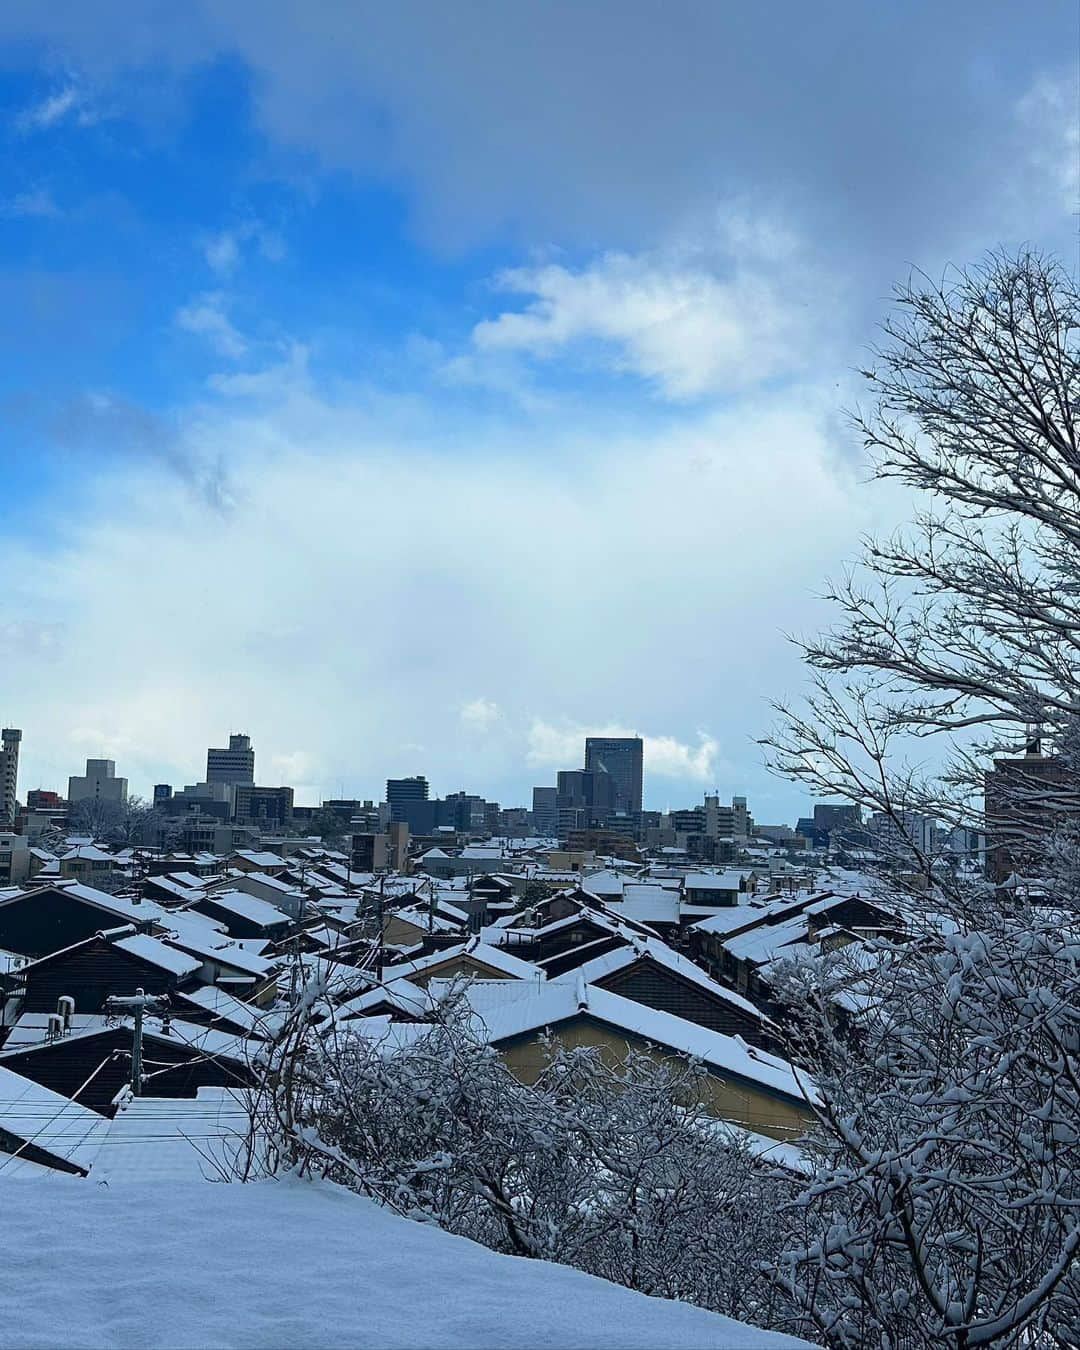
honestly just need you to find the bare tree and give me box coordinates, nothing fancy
[764,251,1080,1346]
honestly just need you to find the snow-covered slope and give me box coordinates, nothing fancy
[0,1176,813,1349]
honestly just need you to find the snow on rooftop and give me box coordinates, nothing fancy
[198,888,292,927]
[555,936,765,1020]
[460,981,810,1105]
[0,1176,813,1347]
[0,1064,108,1176]
[383,938,545,984]
[114,933,203,979]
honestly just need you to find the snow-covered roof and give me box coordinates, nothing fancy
[233,851,285,867]
[171,986,283,1038]
[553,936,765,1020]
[465,981,811,1105]
[682,870,749,891]
[382,937,544,984]
[721,914,811,966]
[60,845,116,863]
[88,1088,261,1183]
[336,976,434,1021]
[612,885,681,925]
[198,888,292,928]
[115,933,203,979]
[162,927,276,978]
[0,1064,109,1176]
[1,880,173,927]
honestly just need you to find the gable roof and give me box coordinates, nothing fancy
[382,937,544,984]
[0,1064,109,1176]
[469,981,811,1106]
[195,889,293,929]
[553,936,765,1020]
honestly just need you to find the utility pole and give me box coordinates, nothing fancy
[376,867,387,982]
[104,988,169,1096]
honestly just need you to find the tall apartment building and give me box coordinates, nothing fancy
[0,728,21,827]
[67,758,128,805]
[584,737,643,815]
[206,733,255,786]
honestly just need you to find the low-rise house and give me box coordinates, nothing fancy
[0,1016,253,1113]
[14,927,203,1013]
[381,937,544,988]
[0,882,171,960]
[187,889,293,942]
[226,850,287,877]
[544,934,779,1051]
[0,1063,109,1176]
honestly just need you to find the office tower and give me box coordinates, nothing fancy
[556,769,615,814]
[0,728,21,827]
[153,784,173,805]
[206,733,255,786]
[68,758,128,804]
[386,776,429,822]
[532,786,558,836]
[584,737,643,815]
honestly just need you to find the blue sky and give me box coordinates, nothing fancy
[0,2,1077,818]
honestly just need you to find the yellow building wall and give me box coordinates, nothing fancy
[499,1020,812,1142]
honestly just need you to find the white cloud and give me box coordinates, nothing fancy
[471,219,817,400]
[204,230,242,276]
[526,721,722,783]
[3,187,61,218]
[1015,73,1079,211]
[460,698,501,732]
[175,292,248,359]
[2,378,877,814]
[202,222,286,277]
[15,84,94,134]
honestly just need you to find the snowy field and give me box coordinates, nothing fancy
[0,1175,813,1349]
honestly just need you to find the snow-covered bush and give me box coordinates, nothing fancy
[246,986,807,1337]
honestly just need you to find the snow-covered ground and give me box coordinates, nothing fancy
[0,1176,813,1349]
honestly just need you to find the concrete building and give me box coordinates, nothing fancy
[1,728,21,828]
[984,747,1079,883]
[67,759,128,806]
[532,786,558,836]
[0,830,30,884]
[584,737,643,816]
[159,781,233,820]
[206,733,255,786]
[233,784,294,829]
[386,777,429,823]
[153,784,173,805]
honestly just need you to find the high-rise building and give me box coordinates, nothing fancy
[532,786,558,836]
[153,784,173,805]
[68,758,128,805]
[584,737,643,815]
[0,728,21,827]
[386,776,429,822]
[206,733,255,786]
